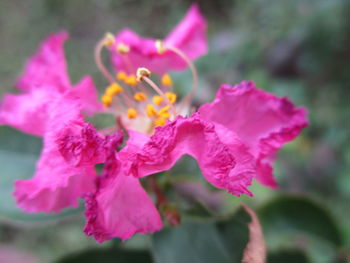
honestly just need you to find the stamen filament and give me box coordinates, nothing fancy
[165,45,198,108]
[94,38,115,84]
[142,76,177,116]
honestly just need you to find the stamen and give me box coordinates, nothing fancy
[155,40,166,54]
[158,105,171,117]
[106,83,123,96]
[95,34,136,110]
[103,33,115,47]
[134,92,148,101]
[165,92,177,104]
[152,95,163,106]
[95,33,116,84]
[159,105,170,113]
[117,43,130,54]
[161,74,173,86]
[154,116,167,127]
[136,67,151,82]
[116,71,127,81]
[101,94,112,108]
[127,108,137,119]
[162,43,198,108]
[125,75,138,86]
[146,104,157,117]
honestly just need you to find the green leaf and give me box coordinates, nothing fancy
[267,249,311,263]
[55,248,153,263]
[151,208,251,263]
[258,195,342,247]
[0,127,82,223]
[217,208,251,262]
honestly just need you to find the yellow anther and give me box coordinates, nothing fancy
[159,110,170,119]
[152,95,163,106]
[136,67,151,81]
[125,75,138,86]
[155,40,166,54]
[127,108,137,119]
[103,33,115,47]
[146,104,158,118]
[117,43,130,54]
[134,92,148,101]
[101,94,112,107]
[161,74,173,86]
[159,105,170,115]
[154,117,167,127]
[165,92,177,104]
[106,83,123,96]
[116,71,128,81]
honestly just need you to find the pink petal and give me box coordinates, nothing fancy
[69,76,102,115]
[84,154,162,242]
[111,29,172,75]
[1,32,101,135]
[111,4,207,75]
[16,31,70,92]
[130,114,255,196]
[57,123,123,168]
[165,3,207,61]
[13,94,96,213]
[198,81,308,187]
[0,89,54,136]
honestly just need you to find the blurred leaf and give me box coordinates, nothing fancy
[0,245,42,263]
[267,249,311,263]
[0,127,83,223]
[55,248,153,263]
[258,195,342,246]
[151,207,251,263]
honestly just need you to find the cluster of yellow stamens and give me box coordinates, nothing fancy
[96,33,196,129]
[116,71,138,86]
[100,64,177,126]
[101,83,123,107]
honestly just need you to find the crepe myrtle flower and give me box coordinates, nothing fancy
[0,5,308,244]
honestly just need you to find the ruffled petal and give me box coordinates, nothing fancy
[57,123,123,167]
[84,154,162,242]
[0,89,52,136]
[16,31,70,92]
[13,94,96,213]
[198,81,308,187]
[130,114,255,196]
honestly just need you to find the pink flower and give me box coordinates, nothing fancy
[0,31,101,136]
[1,6,308,243]
[110,4,207,75]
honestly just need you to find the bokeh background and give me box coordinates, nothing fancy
[0,0,350,262]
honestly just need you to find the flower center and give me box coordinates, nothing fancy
[94,33,197,133]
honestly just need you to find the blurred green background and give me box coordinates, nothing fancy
[0,0,350,262]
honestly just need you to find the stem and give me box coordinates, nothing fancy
[149,175,167,206]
